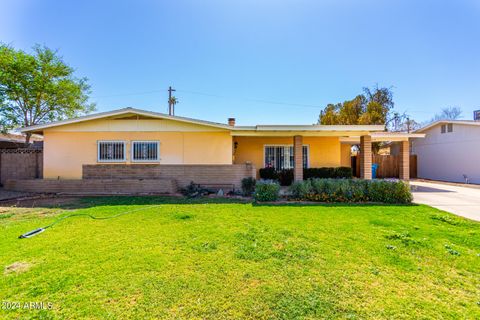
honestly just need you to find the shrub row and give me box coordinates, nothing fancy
[289,179,412,203]
[259,167,353,186]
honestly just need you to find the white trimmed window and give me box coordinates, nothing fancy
[98,141,126,162]
[441,124,454,134]
[131,141,160,162]
[264,145,309,169]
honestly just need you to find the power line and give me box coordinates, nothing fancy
[176,89,323,109]
[91,89,164,98]
[90,87,437,115]
[91,87,324,109]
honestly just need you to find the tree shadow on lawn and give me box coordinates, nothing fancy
[0,194,418,211]
[252,201,418,208]
[0,195,252,210]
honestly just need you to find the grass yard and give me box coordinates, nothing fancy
[1,196,479,319]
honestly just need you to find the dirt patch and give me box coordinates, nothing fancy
[0,196,82,209]
[4,261,31,275]
[0,189,35,201]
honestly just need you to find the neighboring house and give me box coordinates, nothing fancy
[0,133,43,149]
[10,108,420,193]
[412,120,480,184]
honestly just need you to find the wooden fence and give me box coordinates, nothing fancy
[353,155,417,178]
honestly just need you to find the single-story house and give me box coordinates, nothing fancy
[6,108,421,194]
[412,120,480,184]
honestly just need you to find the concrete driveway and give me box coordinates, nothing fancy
[410,180,480,222]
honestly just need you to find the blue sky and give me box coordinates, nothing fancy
[1,0,480,125]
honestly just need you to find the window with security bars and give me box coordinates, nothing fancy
[132,141,159,162]
[264,145,308,169]
[98,141,126,162]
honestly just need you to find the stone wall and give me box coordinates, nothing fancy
[0,149,42,185]
[4,179,176,194]
[83,164,256,189]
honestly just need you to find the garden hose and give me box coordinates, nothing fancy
[18,204,162,239]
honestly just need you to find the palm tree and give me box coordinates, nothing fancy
[168,96,178,115]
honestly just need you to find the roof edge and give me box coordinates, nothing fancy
[20,107,388,134]
[20,107,233,133]
[414,120,480,133]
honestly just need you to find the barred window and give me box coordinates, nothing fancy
[98,141,126,162]
[132,141,159,162]
[264,145,309,169]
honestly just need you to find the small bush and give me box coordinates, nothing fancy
[254,180,280,202]
[278,169,294,186]
[181,181,208,198]
[368,180,412,204]
[288,178,412,203]
[259,167,278,180]
[241,177,256,196]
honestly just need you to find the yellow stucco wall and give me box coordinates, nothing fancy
[340,144,352,167]
[43,119,232,179]
[233,136,344,175]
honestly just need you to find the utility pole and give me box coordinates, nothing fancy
[168,86,176,115]
[406,117,411,133]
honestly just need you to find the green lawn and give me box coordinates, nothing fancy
[1,197,479,319]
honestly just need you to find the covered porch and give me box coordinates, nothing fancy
[340,132,425,180]
[232,130,424,181]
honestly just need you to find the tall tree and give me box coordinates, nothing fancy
[318,86,395,128]
[0,44,95,142]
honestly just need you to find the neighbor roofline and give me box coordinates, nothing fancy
[414,120,480,133]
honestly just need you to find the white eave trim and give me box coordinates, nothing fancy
[20,107,233,133]
[233,124,385,132]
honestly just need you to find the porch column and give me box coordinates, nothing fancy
[360,135,372,180]
[399,140,410,180]
[293,135,303,181]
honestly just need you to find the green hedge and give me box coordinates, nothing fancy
[303,167,353,179]
[289,179,412,204]
[259,166,353,186]
[258,168,293,186]
[259,167,278,180]
[254,180,280,201]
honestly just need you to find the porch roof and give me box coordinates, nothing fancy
[339,132,425,143]
[231,123,386,136]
